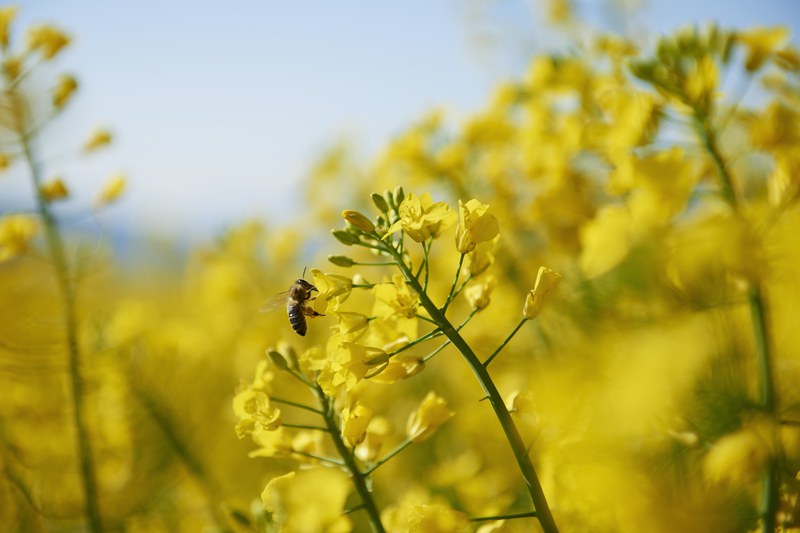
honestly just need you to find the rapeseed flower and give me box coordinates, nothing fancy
[27,24,70,59]
[407,391,454,443]
[40,177,69,202]
[523,267,562,319]
[261,468,351,533]
[736,25,790,71]
[0,5,17,49]
[385,192,453,242]
[83,128,113,153]
[311,269,352,314]
[53,74,78,108]
[232,389,281,439]
[455,199,499,254]
[0,214,38,261]
[341,400,373,447]
[372,273,418,319]
[96,172,127,205]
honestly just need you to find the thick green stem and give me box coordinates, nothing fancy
[19,127,102,533]
[313,385,385,533]
[385,246,558,533]
[695,113,778,532]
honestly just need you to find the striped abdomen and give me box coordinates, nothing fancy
[287,301,307,336]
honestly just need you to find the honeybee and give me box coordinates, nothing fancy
[261,278,324,336]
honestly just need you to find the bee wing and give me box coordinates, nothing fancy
[260,290,290,313]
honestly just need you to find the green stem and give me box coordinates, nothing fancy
[288,449,344,466]
[364,438,412,476]
[470,511,537,522]
[483,319,527,368]
[19,119,103,533]
[386,328,442,359]
[695,111,778,533]
[442,253,465,312]
[313,385,385,533]
[269,396,324,416]
[383,244,558,533]
[451,274,473,303]
[281,423,329,432]
[750,285,778,532]
[422,240,431,292]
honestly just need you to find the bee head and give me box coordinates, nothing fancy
[296,278,318,292]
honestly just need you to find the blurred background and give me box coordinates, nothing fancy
[1,0,797,242]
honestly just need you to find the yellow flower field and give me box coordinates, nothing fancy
[1,4,799,532]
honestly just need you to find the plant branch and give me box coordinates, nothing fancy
[364,438,412,476]
[313,385,385,532]
[18,111,103,533]
[483,318,527,368]
[382,242,558,533]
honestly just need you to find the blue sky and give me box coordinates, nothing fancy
[3,1,798,242]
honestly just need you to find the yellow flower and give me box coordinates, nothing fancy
[407,391,454,443]
[0,214,38,261]
[369,353,424,384]
[27,24,70,59]
[0,152,11,172]
[310,269,352,314]
[683,53,718,111]
[232,389,281,439]
[40,177,69,202]
[261,468,351,533]
[316,336,381,395]
[341,209,375,233]
[53,74,78,108]
[0,5,17,49]
[522,267,562,320]
[248,427,292,459]
[334,311,369,340]
[455,199,499,254]
[372,273,419,319]
[382,490,469,532]
[736,25,790,71]
[464,241,495,277]
[385,192,453,242]
[83,128,113,152]
[355,416,393,462]
[341,400,373,447]
[2,55,21,81]
[96,172,127,205]
[463,275,496,311]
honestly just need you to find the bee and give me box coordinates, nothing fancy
[261,277,325,336]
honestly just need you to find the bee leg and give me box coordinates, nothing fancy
[304,307,324,318]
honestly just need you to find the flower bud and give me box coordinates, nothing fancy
[328,255,355,267]
[341,210,376,233]
[523,266,562,320]
[331,229,359,246]
[371,192,390,213]
[266,349,289,371]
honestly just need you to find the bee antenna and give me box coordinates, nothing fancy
[302,266,308,279]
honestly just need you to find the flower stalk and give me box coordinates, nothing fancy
[694,109,778,533]
[312,384,386,533]
[379,239,559,533]
[18,121,103,533]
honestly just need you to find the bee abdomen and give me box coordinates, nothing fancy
[287,303,307,336]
